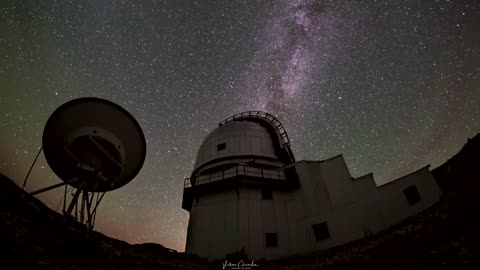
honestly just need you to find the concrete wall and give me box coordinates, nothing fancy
[294,156,442,255]
[186,189,241,259]
[373,167,443,230]
[186,185,297,260]
[185,155,442,261]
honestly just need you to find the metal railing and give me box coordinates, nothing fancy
[184,164,287,188]
[219,111,291,147]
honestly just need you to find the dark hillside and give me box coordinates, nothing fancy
[0,173,212,269]
[432,134,480,196]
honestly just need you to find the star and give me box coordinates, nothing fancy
[1,0,479,252]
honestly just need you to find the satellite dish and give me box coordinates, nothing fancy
[42,97,146,192]
[22,97,146,231]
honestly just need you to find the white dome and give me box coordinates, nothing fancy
[194,120,282,172]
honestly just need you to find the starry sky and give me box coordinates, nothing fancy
[1,0,479,251]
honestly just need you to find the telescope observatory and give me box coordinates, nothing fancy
[182,111,442,260]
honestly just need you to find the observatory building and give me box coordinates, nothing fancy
[182,111,442,260]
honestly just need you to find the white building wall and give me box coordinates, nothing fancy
[186,156,442,261]
[374,167,442,230]
[187,185,297,261]
[237,187,295,260]
[293,157,442,256]
[350,173,390,234]
[186,189,241,259]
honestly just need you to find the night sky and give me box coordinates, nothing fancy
[1,0,479,251]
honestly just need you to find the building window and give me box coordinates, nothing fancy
[262,188,272,200]
[266,233,277,247]
[217,143,226,151]
[312,222,330,241]
[404,185,421,205]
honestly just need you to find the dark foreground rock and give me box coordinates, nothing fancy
[0,173,213,270]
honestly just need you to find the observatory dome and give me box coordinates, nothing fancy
[192,112,295,176]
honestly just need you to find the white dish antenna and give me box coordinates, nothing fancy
[24,97,146,231]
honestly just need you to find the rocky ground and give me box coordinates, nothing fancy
[0,173,213,270]
[0,133,479,269]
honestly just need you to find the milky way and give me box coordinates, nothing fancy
[1,0,479,251]
[246,0,326,117]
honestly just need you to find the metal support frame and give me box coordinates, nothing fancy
[29,178,80,196]
[62,184,105,231]
[23,145,107,232]
[23,146,43,190]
